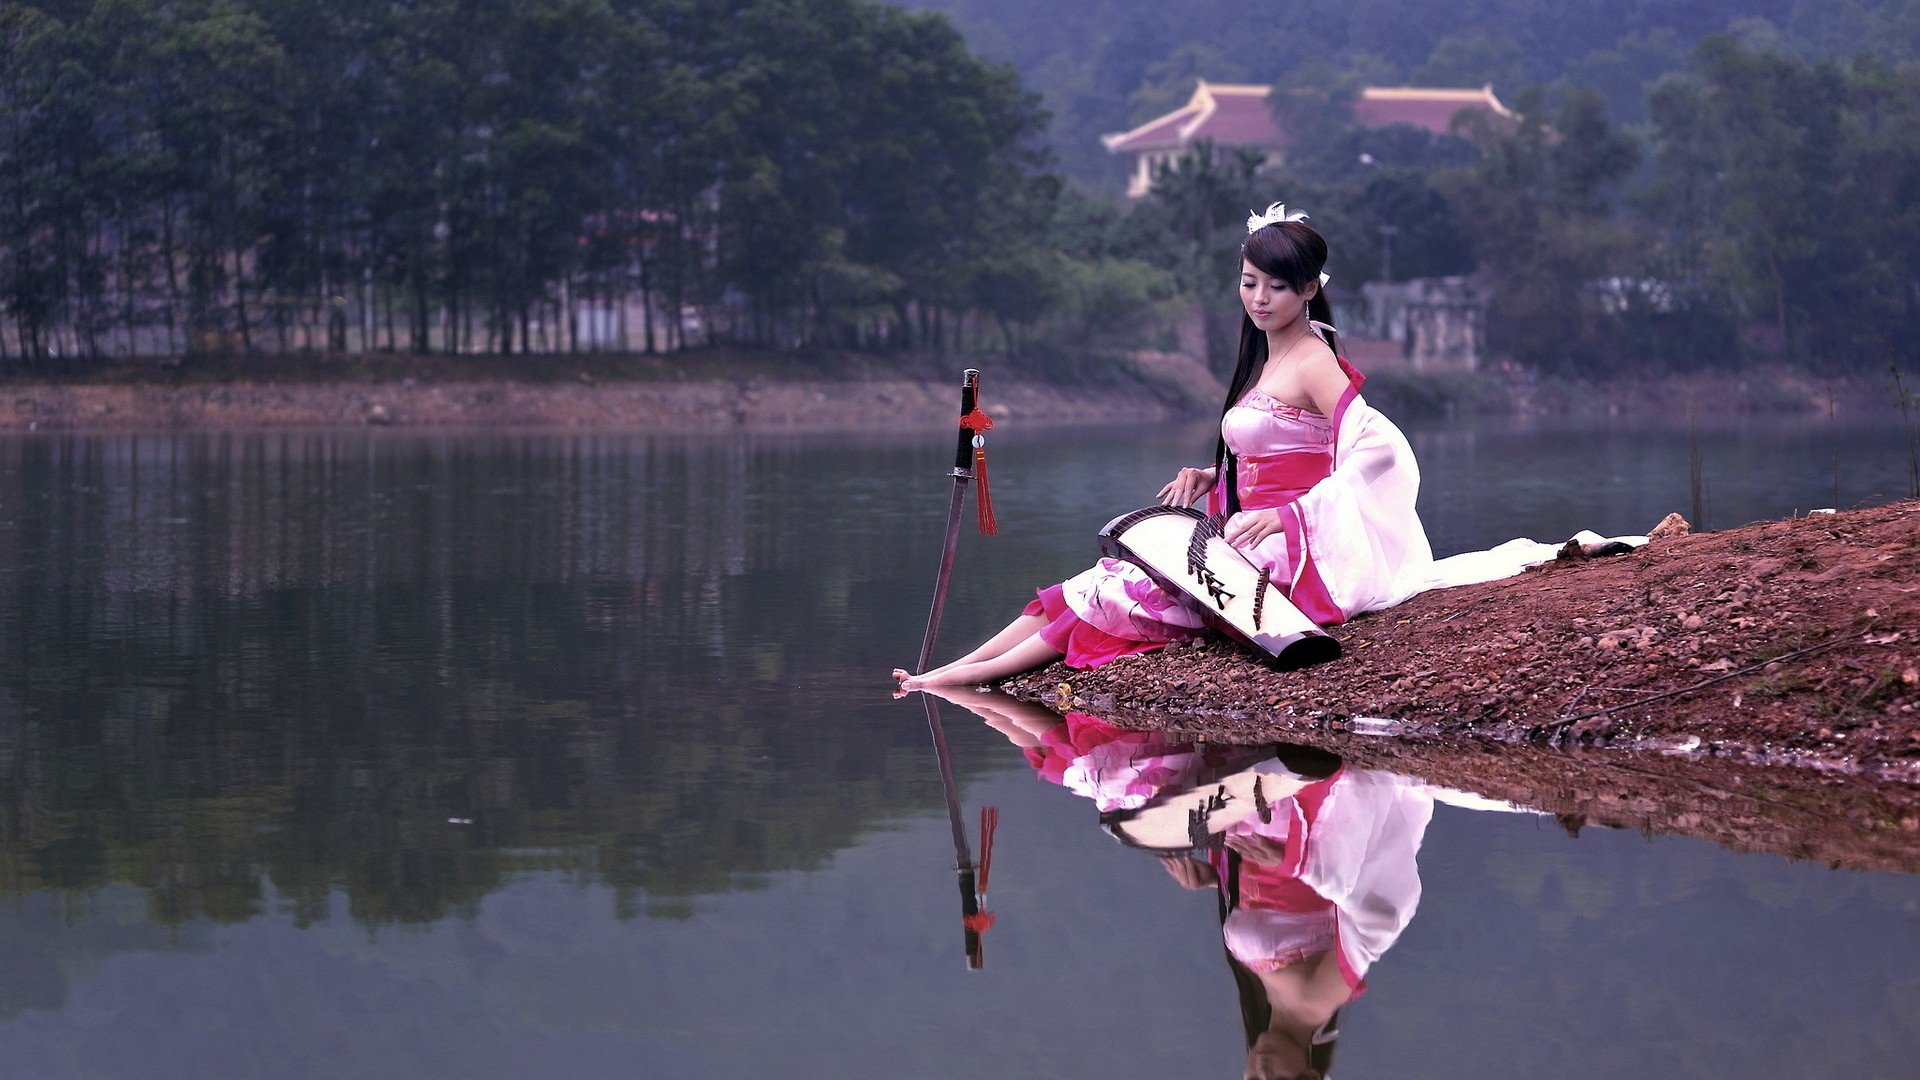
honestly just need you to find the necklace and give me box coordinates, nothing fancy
[1263,324,1314,374]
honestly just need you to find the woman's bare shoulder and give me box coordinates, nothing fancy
[1297,342,1349,415]
[1296,338,1343,380]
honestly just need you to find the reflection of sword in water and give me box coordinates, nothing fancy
[921,694,992,969]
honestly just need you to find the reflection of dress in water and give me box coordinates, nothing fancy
[1214,768,1433,999]
[1022,712,1220,811]
[1211,767,1540,997]
[1020,713,1428,998]
[1023,359,1433,668]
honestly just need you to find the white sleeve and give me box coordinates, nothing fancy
[1297,397,1434,616]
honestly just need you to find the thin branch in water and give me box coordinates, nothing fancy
[1891,363,1920,500]
[1531,632,1860,738]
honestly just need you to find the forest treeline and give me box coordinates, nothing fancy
[0,0,1058,362]
[905,0,1920,180]
[4,0,1920,372]
[904,0,1920,372]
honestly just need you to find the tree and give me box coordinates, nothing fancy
[1648,37,1855,363]
[0,4,65,361]
[1436,86,1642,371]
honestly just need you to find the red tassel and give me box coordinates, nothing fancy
[976,806,998,893]
[973,447,997,536]
[958,407,998,537]
[963,807,1000,937]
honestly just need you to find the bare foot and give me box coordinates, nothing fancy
[916,682,995,706]
[893,666,935,698]
[898,668,978,691]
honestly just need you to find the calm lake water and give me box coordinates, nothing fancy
[1,412,1917,1078]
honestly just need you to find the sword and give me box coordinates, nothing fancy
[914,368,981,675]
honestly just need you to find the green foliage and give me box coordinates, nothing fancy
[1646,38,1920,366]
[10,0,1920,375]
[906,0,1920,187]
[1054,255,1180,343]
[0,0,1055,362]
[1125,42,1247,126]
[1048,32,1920,376]
[1358,368,1494,418]
[1412,30,1527,90]
[1434,86,1642,372]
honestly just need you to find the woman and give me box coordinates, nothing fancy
[896,206,1431,691]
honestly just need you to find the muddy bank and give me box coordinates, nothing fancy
[1004,500,1920,781]
[2,348,1911,430]
[0,372,1200,433]
[1306,730,1920,874]
[0,348,1225,433]
[929,675,1920,872]
[941,688,1920,874]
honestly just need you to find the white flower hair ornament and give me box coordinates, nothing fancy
[1244,203,1332,288]
[1245,202,1308,233]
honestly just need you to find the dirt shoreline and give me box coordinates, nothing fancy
[928,683,1920,873]
[0,351,1910,432]
[1003,500,1920,784]
[0,374,1204,433]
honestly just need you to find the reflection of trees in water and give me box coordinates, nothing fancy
[0,433,822,595]
[0,891,215,1020]
[0,433,968,928]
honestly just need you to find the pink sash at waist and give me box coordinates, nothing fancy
[1238,451,1332,509]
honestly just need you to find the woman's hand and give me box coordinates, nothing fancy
[1157,466,1217,508]
[1224,833,1290,866]
[1159,855,1219,890]
[1223,508,1284,548]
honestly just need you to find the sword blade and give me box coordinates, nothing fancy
[914,474,969,675]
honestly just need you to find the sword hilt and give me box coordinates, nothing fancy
[954,368,980,474]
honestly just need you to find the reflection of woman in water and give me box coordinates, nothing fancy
[1157,766,1435,1080]
[930,686,1474,1079]
[897,208,1430,691]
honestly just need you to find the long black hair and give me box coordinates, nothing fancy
[1213,221,1339,515]
[1221,847,1342,1079]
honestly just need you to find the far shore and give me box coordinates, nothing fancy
[0,348,1910,432]
[0,372,1198,433]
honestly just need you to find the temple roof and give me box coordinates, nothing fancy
[1352,86,1513,132]
[1102,81,1513,154]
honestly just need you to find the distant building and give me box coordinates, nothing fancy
[1352,277,1485,372]
[1103,81,1514,198]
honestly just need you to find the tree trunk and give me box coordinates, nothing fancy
[566,276,579,354]
[383,282,397,352]
[1766,247,1790,362]
[637,258,652,355]
[232,246,253,353]
[413,272,430,354]
[161,204,182,355]
[121,214,140,357]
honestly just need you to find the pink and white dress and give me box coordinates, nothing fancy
[1215,769,1542,995]
[1024,358,1434,668]
[1020,711,1213,812]
[1212,768,1426,998]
